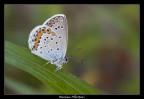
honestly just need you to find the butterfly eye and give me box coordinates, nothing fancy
[65,56,69,61]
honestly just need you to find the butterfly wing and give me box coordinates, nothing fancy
[42,14,68,59]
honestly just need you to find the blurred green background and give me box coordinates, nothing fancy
[4,4,140,94]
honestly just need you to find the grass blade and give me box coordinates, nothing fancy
[5,41,101,94]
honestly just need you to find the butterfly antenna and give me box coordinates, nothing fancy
[68,57,85,65]
[67,48,82,56]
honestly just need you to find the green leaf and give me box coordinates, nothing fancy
[5,41,101,94]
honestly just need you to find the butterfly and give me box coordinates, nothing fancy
[28,14,69,72]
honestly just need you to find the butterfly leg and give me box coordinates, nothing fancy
[43,61,50,66]
[54,66,62,74]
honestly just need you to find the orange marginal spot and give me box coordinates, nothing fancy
[46,29,51,34]
[34,30,43,49]
[51,31,56,36]
[34,43,39,50]
[37,31,43,38]
[44,29,47,33]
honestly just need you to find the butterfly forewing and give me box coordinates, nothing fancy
[42,14,68,59]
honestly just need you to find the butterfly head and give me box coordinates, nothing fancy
[65,56,69,63]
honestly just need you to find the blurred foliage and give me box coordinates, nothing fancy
[4,4,139,94]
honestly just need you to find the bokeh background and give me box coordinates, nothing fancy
[4,4,140,94]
